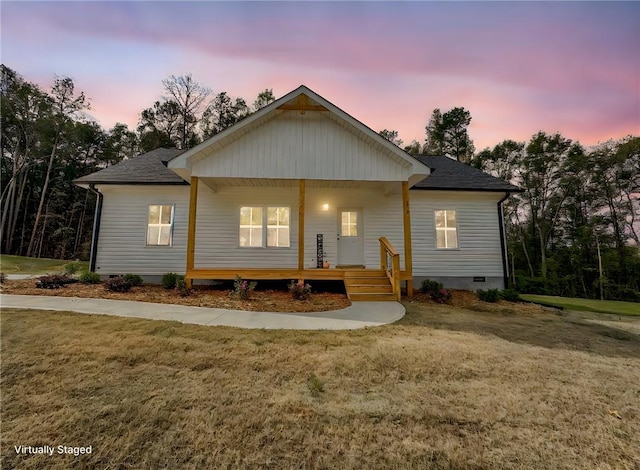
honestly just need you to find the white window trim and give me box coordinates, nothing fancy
[239,207,263,248]
[434,209,459,250]
[239,206,291,248]
[146,204,175,247]
[266,207,290,248]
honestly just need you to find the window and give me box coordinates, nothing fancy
[239,207,263,247]
[435,210,458,249]
[147,205,174,246]
[267,207,290,247]
[239,206,290,247]
[341,211,358,237]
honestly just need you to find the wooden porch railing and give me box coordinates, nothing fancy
[379,237,401,301]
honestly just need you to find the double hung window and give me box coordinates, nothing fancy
[435,209,458,249]
[147,205,174,246]
[240,206,290,248]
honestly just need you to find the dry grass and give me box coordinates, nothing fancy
[2,302,639,469]
[0,279,351,313]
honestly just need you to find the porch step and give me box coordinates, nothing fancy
[343,269,386,278]
[343,269,396,302]
[344,277,391,286]
[346,284,393,294]
[349,293,397,302]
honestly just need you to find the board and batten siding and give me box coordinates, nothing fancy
[191,111,410,182]
[95,185,190,275]
[410,191,504,278]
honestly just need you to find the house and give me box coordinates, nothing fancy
[75,85,520,301]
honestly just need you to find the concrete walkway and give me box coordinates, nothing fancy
[0,294,405,330]
[5,274,36,280]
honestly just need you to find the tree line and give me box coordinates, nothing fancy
[472,133,639,301]
[381,109,640,301]
[0,66,275,261]
[2,65,638,300]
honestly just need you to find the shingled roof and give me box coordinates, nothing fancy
[411,155,522,192]
[74,148,187,185]
[74,147,521,192]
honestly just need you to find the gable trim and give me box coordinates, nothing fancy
[168,85,430,182]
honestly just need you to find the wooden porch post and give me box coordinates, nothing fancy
[186,176,199,288]
[402,181,413,297]
[298,179,306,275]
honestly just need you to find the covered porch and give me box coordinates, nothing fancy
[184,177,414,300]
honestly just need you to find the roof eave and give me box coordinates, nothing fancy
[411,186,524,192]
[73,179,189,186]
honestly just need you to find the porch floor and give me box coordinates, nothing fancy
[186,267,411,301]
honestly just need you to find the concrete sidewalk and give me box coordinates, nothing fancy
[0,294,405,330]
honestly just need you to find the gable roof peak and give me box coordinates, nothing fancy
[168,85,431,185]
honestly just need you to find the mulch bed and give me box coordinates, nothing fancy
[409,289,554,314]
[1,279,550,314]
[1,279,351,313]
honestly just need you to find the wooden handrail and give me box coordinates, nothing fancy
[379,236,399,256]
[379,237,401,301]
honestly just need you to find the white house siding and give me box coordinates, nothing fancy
[305,186,404,269]
[192,184,405,270]
[191,111,410,182]
[410,190,506,289]
[94,185,190,276]
[95,183,406,274]
[193,185,299,268]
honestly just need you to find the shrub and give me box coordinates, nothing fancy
[105,276,132,292]
[232,275,256,300]
[431,288,452,304]
[63,261,83,275]
[123,273,143,287]
[500,288,521,302]
[421,279,443,295]
[175,278,191,297]
[36,274,76,289]
[477,289,501,303]
[79,271,101,284]
[421,279,451,303]
[289,280,312,300]
[307,373,325,397]
[162,272,181,290]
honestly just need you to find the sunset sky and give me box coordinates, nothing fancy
[2,1,638,150]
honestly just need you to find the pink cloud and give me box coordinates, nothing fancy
[3,1,637,150]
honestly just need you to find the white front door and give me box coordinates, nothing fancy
[337,208,364,266]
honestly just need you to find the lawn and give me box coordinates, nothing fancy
[2,302,639,469]
[0,255,87,275]
[521,294,640,316]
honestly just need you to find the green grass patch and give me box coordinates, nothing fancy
[0,254,88,275]
[521,294,640,316]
